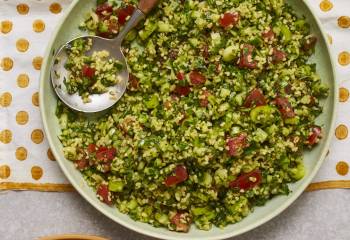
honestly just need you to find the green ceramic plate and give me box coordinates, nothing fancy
[39,1,336,239]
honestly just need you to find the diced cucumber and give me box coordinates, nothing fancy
[284,116,300,125]
[279,156,290,170]
[139,21,158,40]
[250,105,276,125]
[108,180,124,192]
[222,46,236,62]
[127,199,138,210]
[98,22,108,33]
[155,213,169,225]
[200,172,213,187]
[157,21,175,32]
[295,19,306,30]
[145,94,159,109]
[289,162,305,180]
[280,25,292,43]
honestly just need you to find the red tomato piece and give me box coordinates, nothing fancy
[106,147,116,160]
[165,165,188,186]
[87,143,96,153]
[262,28,275,40]
[243,88,266,108]
[75,158,88,170]
[307,126,322,146]
[238,44,257,69]
[229,169,262,190]
[96,183,112,205]
[95,3,113,17]
[219,12,240,28]
[96,146,108,161]
[302,36,317,51]
[226,133,248,157]
[164,175,180,186]
[116,5,135,25]
[96,146,116,162]
[171,212,190,232]
[97,146,108,152]
[82,65,96,78]
[275,97,295,119]
[189,71,206,85]
[128,74,140,90]
[176,72,185,81]
[174,165,188,181]
[174,86,191,96]
[272,48,287,64]
[124,5,135,15]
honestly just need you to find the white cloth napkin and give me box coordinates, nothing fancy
[310,0,350,182]
[0,0,349,187]
[0,0,72,184]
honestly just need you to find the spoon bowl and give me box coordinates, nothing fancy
[50,0,157,113]
[51,36,129,113]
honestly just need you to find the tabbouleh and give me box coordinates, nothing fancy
[63,37,123,103]
[57,0,328,232]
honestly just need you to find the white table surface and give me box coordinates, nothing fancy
[0,189,349,240]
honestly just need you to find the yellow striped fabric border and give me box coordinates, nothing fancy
[1,180,350,192]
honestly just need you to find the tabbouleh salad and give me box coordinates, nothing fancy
[57,0,328,232]
[63,37,123,103]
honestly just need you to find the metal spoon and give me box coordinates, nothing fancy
[51,0,158,113]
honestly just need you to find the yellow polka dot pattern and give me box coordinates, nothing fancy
[338,16,350,29]
[0,92,12,107]
[338,52,350,66]
[17,74,29,88]
[49,3,62,14]
[335,124,348,140]
[1,20,13,34]
[16,111,29,125]
[16,147,28,161]
[32,56,43,70]
[31,129,44,144]
[336,161,349,176]
[32,19,45,33]
[31,166,43,180]
[47,148,56,161]
[339,87,349,103]
[319,0,333,12]
[16,38,30,52]
[319,2,350,180]
[32,92,39,106]
[17,3,30,15]
[0,129,12,144]
[0,165,11,179]
[1,57,14,71]
[0,1,71,184]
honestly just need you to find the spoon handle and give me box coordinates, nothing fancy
[115,0,159,43]
[115,9,145,43]
[138,0,159,14]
